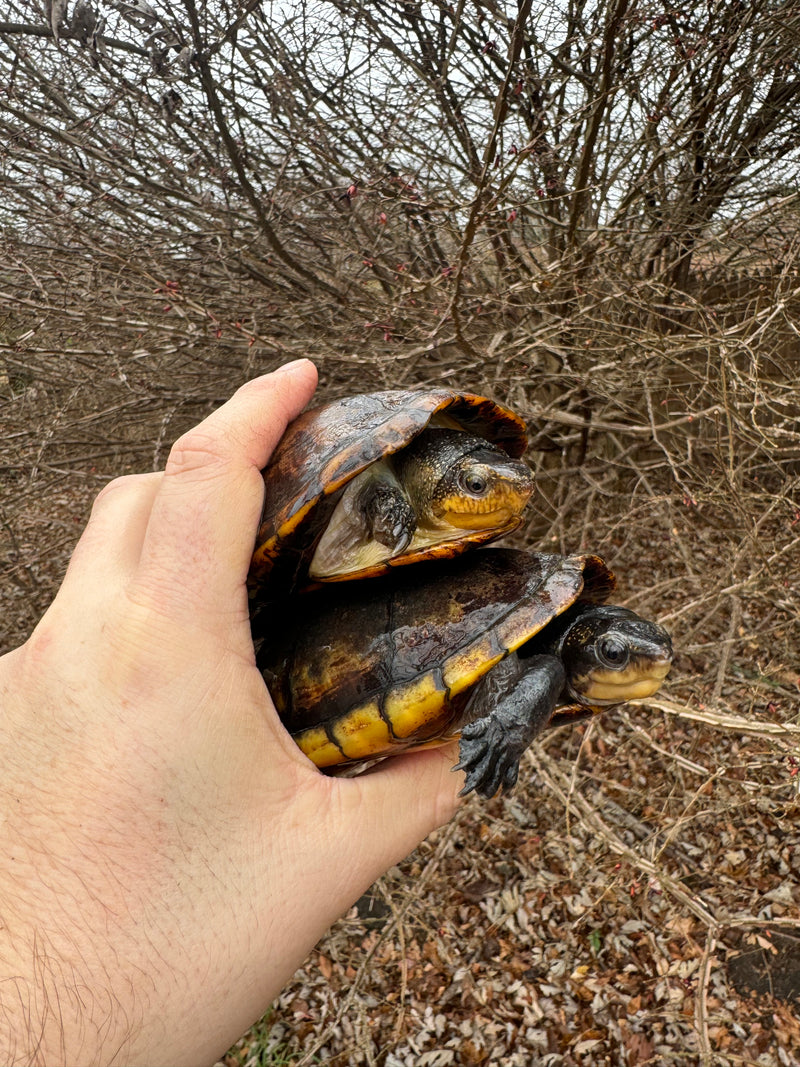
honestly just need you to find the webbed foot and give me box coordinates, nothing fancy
[452,653,566,798]
[453,716,528,798]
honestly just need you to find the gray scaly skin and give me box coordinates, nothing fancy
[454,603,673,798]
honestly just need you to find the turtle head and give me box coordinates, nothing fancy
[559,605,673,707]
[406,428,534,532]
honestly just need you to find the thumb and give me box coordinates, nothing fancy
[333,744,464,881]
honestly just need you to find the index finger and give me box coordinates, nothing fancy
[133,360,318,622]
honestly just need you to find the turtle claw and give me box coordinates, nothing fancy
[388,521,413,555]
[364,486,417,555]
[454,716,523,798]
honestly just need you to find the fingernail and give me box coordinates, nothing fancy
[274,358,315,375]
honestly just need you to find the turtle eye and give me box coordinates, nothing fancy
[598,636,629,669]
[459,469,489,496]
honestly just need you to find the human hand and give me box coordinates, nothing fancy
[0,361,462,1067]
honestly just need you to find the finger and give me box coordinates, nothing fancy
[133,361,318,621]
[63,473,163,589]
[334,744,464,879]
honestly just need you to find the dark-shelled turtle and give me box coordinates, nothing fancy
[256,549,673,797]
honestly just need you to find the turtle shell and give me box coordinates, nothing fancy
[248,389,529,594]
[257,548,616,769]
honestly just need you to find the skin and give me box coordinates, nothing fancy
[0,360,463,1067]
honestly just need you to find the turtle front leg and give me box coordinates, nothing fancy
[454,653,565,798]
[360,470,417,554]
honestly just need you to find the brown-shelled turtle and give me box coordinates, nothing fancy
[256,549,673,797]
[248,389,535,595]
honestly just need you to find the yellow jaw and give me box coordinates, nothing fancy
[435,482,532,531]
[437,502,517,531]
[576,658,672,705]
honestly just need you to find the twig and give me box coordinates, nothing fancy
[531,750,720,926]
[694,927,718,1067]
[642,697,800,737]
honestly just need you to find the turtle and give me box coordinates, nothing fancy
[256,548,673,797]
[248,389,534,595]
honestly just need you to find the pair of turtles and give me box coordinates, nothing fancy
[250,389,673,798]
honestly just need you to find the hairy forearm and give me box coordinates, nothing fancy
[0,788,145,1064]
[0,926,143,1067]
[0,655,168,1067]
